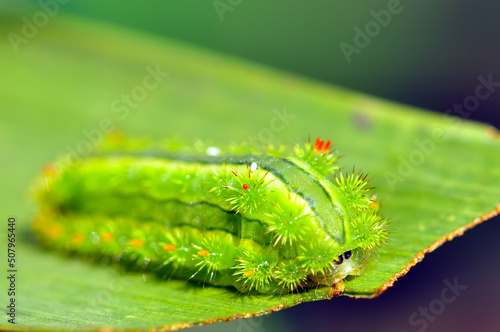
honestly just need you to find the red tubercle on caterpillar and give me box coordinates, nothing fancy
[313,137,331,154]
[323,140,331,152]
[243,184,249,190]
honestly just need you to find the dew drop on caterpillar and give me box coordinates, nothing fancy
[33,137,388,294]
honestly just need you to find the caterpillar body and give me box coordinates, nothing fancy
[33,137,388,294]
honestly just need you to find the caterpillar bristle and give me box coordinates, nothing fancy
[263,203,311,247]
[297,238,338,277]
[219,164,273,215]
[274,262,307,292]
[351,212,389,250]
[232,249,277,293]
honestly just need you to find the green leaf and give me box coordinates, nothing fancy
[1,13,499,331]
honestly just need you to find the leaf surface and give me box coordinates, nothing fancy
[1,13,499,331]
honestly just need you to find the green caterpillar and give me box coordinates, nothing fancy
[33,137,388,294]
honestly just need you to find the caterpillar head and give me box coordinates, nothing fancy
[292,137,389,288]
[308,248,368,286]
[303,194,388,287]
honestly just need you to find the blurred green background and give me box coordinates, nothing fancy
[1,1,499,332]
[35,0,500,129]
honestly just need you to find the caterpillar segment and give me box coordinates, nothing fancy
[34,137,388,294]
